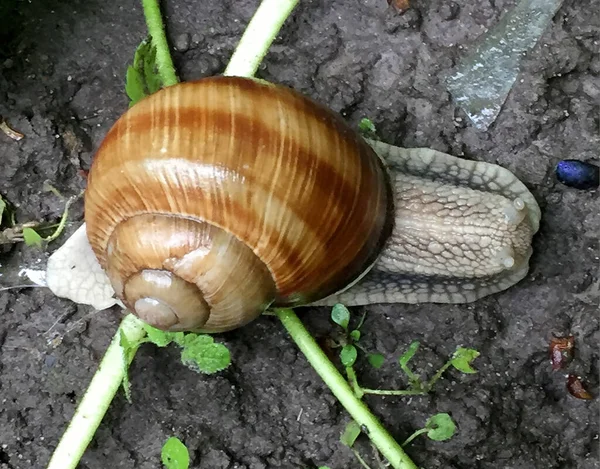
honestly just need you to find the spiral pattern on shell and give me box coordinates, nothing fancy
[84,76,393,332]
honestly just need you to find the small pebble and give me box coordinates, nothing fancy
[174,33,191,52]
[555,159,599,190]
[44,355,57,368]
[439,1,460,20]
[191,33,204,46]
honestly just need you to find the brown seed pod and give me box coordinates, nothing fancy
[549,335,575,371]
[566,375,593,400]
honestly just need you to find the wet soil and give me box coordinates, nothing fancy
[0,0,598,468]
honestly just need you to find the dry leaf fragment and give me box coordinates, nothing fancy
[0,118,24,141]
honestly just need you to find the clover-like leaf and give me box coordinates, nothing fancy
[451,347,480,374]
[340,344,358,367]
[425,413,456,441]
[331,303,351,330]
[180,334,231,374]
[143,325,184,348]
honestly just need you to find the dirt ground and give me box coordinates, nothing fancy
[0,0,598,468]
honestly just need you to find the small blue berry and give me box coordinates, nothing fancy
[555,160,599,190]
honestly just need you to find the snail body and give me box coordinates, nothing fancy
[84,76,540,333]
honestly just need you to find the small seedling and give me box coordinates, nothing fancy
[0,194,73,247]
[358,117,378,139]
[328,304,473,467]
[402,413,456,447]
[162,436,190,469]
[120,325,231,400]
[396,342,480,395]
[329,304,480,399]
[330,303,386,371]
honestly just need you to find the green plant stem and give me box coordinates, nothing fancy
[141,0,179,86]
[399,363,421,384]
[352,448,373,469]
[402,428,430,447]
[425,360,453,390]
[361,388,427,396]
[275,309,418,469]
[44,197,73,242]
[346,366,365,399]
[224,0,299,77]
[46,314,147,469]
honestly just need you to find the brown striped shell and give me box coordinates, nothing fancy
[84,76,393,332]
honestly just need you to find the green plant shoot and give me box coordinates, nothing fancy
[126,39,163,106]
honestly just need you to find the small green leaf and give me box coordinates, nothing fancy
[143,325,184,347]
[340,420,361,447]
[143,43,161,94]
[119,328,132,354]
[331,303,351,330]
[182,333,213,348]
[22,227,42,247]
[349,329,361,342]
[125,40,163,106]
[340,344,357,367]
[180,334,231,374]
[425,413,456,441]
[125,66,146,105]
[161,436,190,469]
[119,329,136,402]
[368,353,385,369]
[399,341,420,367]
[450,347,480,374]
[132,39,149,68]
[358,117,376,135]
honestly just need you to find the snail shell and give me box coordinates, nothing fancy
[84,76,393,332]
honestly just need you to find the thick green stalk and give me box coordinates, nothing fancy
[224,0,299,77]
[275,309,418,469]
[46,314,147,469]
[141,0,179,86]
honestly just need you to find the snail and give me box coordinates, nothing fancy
[76,75,540,333]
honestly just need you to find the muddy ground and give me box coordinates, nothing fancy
[0,0,598,468]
